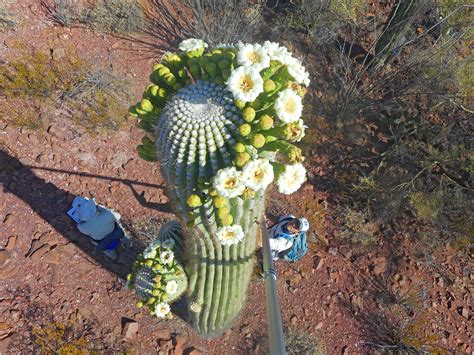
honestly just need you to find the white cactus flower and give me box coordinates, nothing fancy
[263,41,290,63]
[236,43,270,71]
[288,119,307,142]
[154,302,171,318]
[165,280,178,295]
[275,89,303,123]
[160,250,175,265]
[285,56,310,86]
[213,167,246,198]
[216,225,245,246]
[226,66,264,103]
[242,159,274,191]
[277,163,307,195]
[179,38,208,52]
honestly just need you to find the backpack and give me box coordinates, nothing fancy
[269,216,309,262]
[277,231,308,262]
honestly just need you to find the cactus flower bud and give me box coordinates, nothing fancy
[158,66,171,77]
[136,301,144,308]
[234,142,246,153]
[217,206,229,220]
[242,107,256,122]
[213,196,227,208]
[152,289,161,296]
[140,99,154,112]
[145,259,153,267]
[187,194,202,208]
[242,188,256,199]
[239,123,251,136]
[234,99,246,109]
[234,152,250,167]
[264,79,276,92]
[256,114,274,130]
[220,214,233,226]
[252,133,266,148]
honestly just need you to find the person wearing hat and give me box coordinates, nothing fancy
[268,214,310,261]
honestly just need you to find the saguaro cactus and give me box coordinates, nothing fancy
[129,39,310,336]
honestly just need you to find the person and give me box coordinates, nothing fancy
[72,196,124,260]
[268,215,309,261]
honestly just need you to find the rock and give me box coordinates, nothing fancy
[52,47,66,61]
[29,244,50,260]
[315,322,324,330]
[315,258,325,270]
[186,348,203,355]
[173,335,187,355]
[5,236,17,250]
[328,247,338,256]
[122,321,138,339]
[35,154,46,164]
[3,214,14,225]
[0,333,12,353]
[0,250,10,267]
[157,338,173,350]
[373,257,387,275]
[290,315,298,325]
[291,274,303,285]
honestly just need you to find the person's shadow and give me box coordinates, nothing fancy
[0,148,172,278]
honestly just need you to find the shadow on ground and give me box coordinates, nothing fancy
[0,148,172,278]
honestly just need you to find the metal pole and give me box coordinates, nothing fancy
[260,216,286,355]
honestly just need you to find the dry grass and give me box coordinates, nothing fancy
[0,0,18,32]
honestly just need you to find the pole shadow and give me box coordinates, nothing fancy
[0,148,171,278]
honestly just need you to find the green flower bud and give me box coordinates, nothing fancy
[136,301,144,308]
[256,114,274,130]
[158,66,171,77]
[187,194,202,208]
[220,214,233,226]
[217,206,229,220]
[242,188,256,200]
[234,100,246,109]
[218,59,231,70]
[205,62,217,78]
[209,188,218,197]
[147,297,156,304]
[145,259,153,267]
[264,79,276,92]
[153,264,162,271]
[252,134,266,149]
[164,73,177,86]
[153,63,166,71]
[239,123,251,136]
[126,273,132,281]
[234,152,250,167]
[235,142,246,153]
[242,107,256,122]
[153,275,162,282]
[161,294,168,302]
[140,99,154,112]
[213,196,227,208]
[221,68,231,80]
[177,69,188,79]
[152,289,161,296]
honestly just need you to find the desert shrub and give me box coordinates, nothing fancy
[285,327,323,355]
[41,0,143,33]
[176,0,265,45]
[0,0,18,32]
[0,44,130,132]
[33,322,88,354]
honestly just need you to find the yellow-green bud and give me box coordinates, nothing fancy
[158,87,168,99]
[209,188,218,197]
[147,297,156,304]
[148,85,159,96]
[161,294,168,302]
[235,142,246,153]
[126,273,132,281]
[264,79,276,92]
[242,188,256,199]
[136,301,144,308]
[220,214,233,226]
[153,275,162,282]
[213,196,227,208]
[288,146,304,162]
[217,206,229,220]
[252,133,266,148]
[140,99,154,112]
[239,123,251,136]
[152,289,160,296]
[158,66,171,77]
[257,115,274,130]
[153,264,162,271]
[250,98,262,109]
[242,107,256,122]
[234,100,246,109]
[234,152,251,167]
[186,220,195,228]
[187,194,202,208]
[145,259,153,267]
[164,73,177,86]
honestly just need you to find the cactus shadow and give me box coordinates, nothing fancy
[0,148,166,279]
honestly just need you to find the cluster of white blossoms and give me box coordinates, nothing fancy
[129,233,187,319]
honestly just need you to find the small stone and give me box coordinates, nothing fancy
[0,250,11,267]
[186,348,203,355]
[158,338,173,350]
[153,328,171,340]
[316,258,325,270]
[328,247,338,256]
[315,322,324,330]
[5,236,17,250]
[291,274,303,285]
[52,47,66,61]
[290,315,297,325]
[173,335,187,355]
[122,321,138,339]
[3,214,14,225]
[373,257,387,275]
[461,307,469,319]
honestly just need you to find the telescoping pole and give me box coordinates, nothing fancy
[260,216,286,355]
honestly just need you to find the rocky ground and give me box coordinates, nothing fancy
[0,0,472,354]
